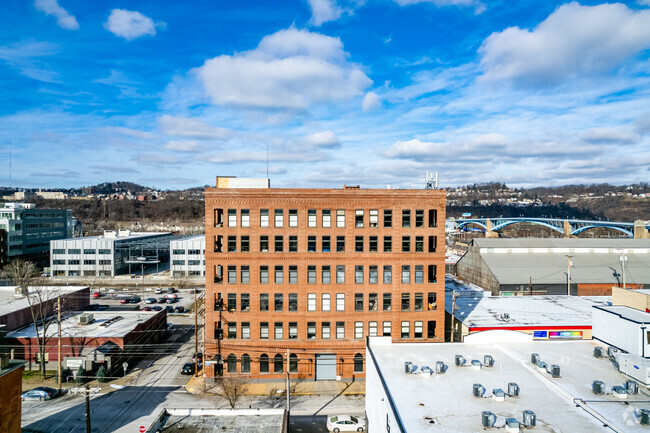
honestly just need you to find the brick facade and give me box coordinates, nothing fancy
[205,186,446,381]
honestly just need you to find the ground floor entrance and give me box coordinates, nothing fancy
[315,353,337,381]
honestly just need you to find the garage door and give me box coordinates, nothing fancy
[315,354,337,381]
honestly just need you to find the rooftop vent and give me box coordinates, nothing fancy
[435,361,446,374]
[550,364,561,378]
[492,389,506,402]
[78,314,94,325]
[404,361,413,374]
[626,380,639,395]
[99,316,124,327]
[484,355,494,367]
[420,366,432,377]
[473,383,485,398]
[505,418,520,433]
[530,353,540,365]
[508,382,520,397]
[612,386,628,399]
[592,380,606,395]
[455,355,466,367]
[481,411,495,428]
[471,360,482,370]
[593,347,604,358]
[640,409,650,426]
[522,410,536,428]
[607,346,618,357]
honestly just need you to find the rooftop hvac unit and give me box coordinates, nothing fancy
[481,411,495,428]
[551,364,561,378]
[640,409,650,426]
[536,361,547,372]
[531,353,540,365]
[592,380,606,395]
[484,355,494,367]
[455,355,466,366]
[607,346,618,357]
[420,366,432,376]
[594,347,604,358]
[404,361,413,374]
[626,380,639,395]
[78,314,94,325]
[471,360,482,370]
[472,383,485,398]
[522,410,536,428]
[612,386,628,399]
[508,382,520,397]
[505,418,520,432]
[492,389,506,402]
[435,361,445,374]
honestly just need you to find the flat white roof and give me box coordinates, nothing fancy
[53,231,170,242]
[7,310,162,339]
[445,274,487,294]
[595,305,650,324]
[0,286,88,317]
[368,337,650,433]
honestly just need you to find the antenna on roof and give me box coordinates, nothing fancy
[425,171,438,189]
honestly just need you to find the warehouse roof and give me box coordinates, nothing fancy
[0,286,88,318]
[155,408,285,433]
[367,336,650,433]
[472,238,650,249]
[594,305,650,324]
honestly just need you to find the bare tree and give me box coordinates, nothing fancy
[1,259,40,297]
[173,274,192,291]
[216,377,249,408]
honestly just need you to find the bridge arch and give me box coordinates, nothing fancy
[491,220,564,234]
[457,221,487,231]
[571,225,633,237]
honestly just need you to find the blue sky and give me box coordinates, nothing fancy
[1,0,650,190]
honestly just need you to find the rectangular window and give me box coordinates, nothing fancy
[260,209,269,227]
[308,265,316,284]
[241,266,250,284]
[307,293,316,311]
[308,209,317,227]
[383,321,392,337]
[369,321,378,337]
[83,249,96,254]
[428,235,437,253]
[260,294,269,311]
[289,293,298,311]
[227,293,237,311]
[322,322,331,339]
[228,236,237,252]
[355,209,364,227]
[322,236,331,252]
[308,236,316,252]
[355,236,364,252]
[336,265,345,283]
[355,322,364,339]
[289,236,298,252]
[241,293,250,311]
[241,236,250,252]
[274,209,284,227]
[401,293,410,311]
[369,236,378,252]
[415,236,424,252]
[414,321,423,338]
[241,209,250,227]
[369,293,378,311]
[336,321,345,339]
[83,259,96,265]
[260,322,269,339]
[366,209,378,228]
[383,236,392,252]
[228,322,237,339]
[289,209,298,227]
[355,293,364,311]
[322,209,331,227]
[260,236,269,252]
[275,322,283,340]
[289,266,298,284]
[274,293,283,311]
[384,209,392,227]
[289,322,298,339]
[241,322,250,340]
[52,249,65,255]
[383,265,392,284]
[369,266,378,284]
[322,293,331,311]
[415,209,424,227]
[228,209,237,227]
[227,266,237,284]
[402,265,410,283]
[68,259,80,265]
[428,265,437,283]
[355,265,364,284]
[336,209,345,227]
[401,321,410,339]
[274,265,283,284]
[322,266,331,284]
[336,293,345,311]
[428,292,437,310]
[383,293,392,311]
[402,236,410,252]
[415,265,424,283]
[307,322,316,339]
[336,236,345,252]
[260,266,269,283]
[428,209,438,227]
[414,292,424,311]
[274,235,283,252]
[402,209,411,227]
[428,321,436,338]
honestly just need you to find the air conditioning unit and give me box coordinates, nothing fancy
[79,314,95,325]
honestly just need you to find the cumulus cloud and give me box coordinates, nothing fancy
[386,134,508,159]
[308,0,344,26]
[159,115,234,140]
[581,127,641,144]
[34,0,79,30]
[362,91,380,111]
[303,130,341,149]
[479,2,650,86]
[393,0,485,14]
[104,9,163,40]
[164,140,199,152]
[192,27,372,110]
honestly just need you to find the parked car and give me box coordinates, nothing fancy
[157,297,167,303]
[326,415,366,432]
[155,288,163,294]
[189,288,202,294]
[21,387,59,401]
[192,352,203,363]
[152,306,163,311]
[174,306,185,313]
[165,298,176,304]
[141,306,153,312]
[144,298,157,304]
[167,287,176,293]
[92,292,103,298]
[181,362,195,375]
[121,296,141,304]
[165,305,174,313]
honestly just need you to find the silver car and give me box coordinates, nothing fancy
[21,387,59,401]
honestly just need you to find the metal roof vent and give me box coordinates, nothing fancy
[607,346,618,357]
[420,366,432,377]
[593,347,604,358]
[404,361,413,374]
[471,360,482,370]
[472,383,485,398]
[455,355,466,367]
[522,410,536,428]
[505,418,520,433]
[435,361,446,374]
[551,364,561,378]
[626,380,639,395]
[492,388,506,402]
[530,353,540,365]
[78,314,95,325]
[481,411,495,428]
[592,380,606,395]
[484,355,494,367]
[640,409,650,425]
[612,386,628,399]
[508,382,520,397]
[536,361,548,372]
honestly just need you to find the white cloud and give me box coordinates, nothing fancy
[303,130,341,149]
[34,0,79,30]
[362,91,380,111]
[0,40,59,82]
[581,128,641,144]
[104,9,162,41]
[393,0,485,14]
[639,0,650,7]
[193,28,372,110]
[307,0,343,26]
[108,126,156,140]
[479,2,650,86]
[164,140,199,152]
[159,115,234,140]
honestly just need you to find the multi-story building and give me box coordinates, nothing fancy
[204,179,446,381]
[170,235,206,278]
[0,202,77,267]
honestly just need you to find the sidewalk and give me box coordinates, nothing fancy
[186,376,365,396]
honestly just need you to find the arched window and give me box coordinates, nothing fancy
[354,353,363,373]
[227,353,237,373]
[289,353,298,373]
[241,353,250,373]
[274,354,284,373]
[260,354,269,373]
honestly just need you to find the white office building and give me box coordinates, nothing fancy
[170,235,205,277]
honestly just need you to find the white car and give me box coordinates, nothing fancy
[327,415,366,432]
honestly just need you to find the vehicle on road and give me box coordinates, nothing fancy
[92,292,103,298]
[120,296,141,304]
[181,362,196,375]
[167,287,176,293]
[326,415,366,432]
[165,305,174,313]
[21,387,59,401]
[152,306,163,311]
[145,298,157,304]
[141,306,153,312]
[157,297,166,303]
[192,352,203,363]
[155,288,163,294]
[174,306,185,313]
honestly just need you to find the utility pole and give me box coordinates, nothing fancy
[286,348,290,421]
[57,294,62,391]
[85,385,91,433]
[565,255,573,296]
[194,287,198,377]
[451,291,459,342]
[620,251,628,289]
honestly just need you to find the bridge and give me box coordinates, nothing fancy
[452,217,650,238]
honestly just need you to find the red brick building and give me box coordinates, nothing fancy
[205,181,446,381]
